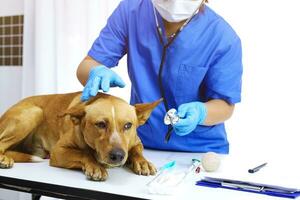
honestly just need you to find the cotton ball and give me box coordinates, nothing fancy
[202,152,221,172]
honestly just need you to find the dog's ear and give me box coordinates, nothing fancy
[58,105,86,125]
[134,98,163,126]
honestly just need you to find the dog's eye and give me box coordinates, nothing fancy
[124,122,132,130]
[95,121,107,129]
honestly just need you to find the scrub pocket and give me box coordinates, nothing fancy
[175,64,208,103]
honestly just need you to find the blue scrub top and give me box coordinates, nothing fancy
[88,0,243,154]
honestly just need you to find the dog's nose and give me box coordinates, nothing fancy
[109,148,125,164]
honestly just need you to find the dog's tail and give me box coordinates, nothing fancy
[4,151,44,162]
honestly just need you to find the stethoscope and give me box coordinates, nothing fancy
[152,1,206,143]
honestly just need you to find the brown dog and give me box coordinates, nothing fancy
[0,92,161,181]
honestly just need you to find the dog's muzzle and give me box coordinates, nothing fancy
[108,148,125,164]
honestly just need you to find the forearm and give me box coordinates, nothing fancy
[203,99,235,126]
[77,56,102,86]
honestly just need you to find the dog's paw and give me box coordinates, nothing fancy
[0,154,14,169]
[130,157,157,176]
[82,163,108,181]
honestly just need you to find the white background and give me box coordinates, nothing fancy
[208,0,300,161]
[1,0,300,199]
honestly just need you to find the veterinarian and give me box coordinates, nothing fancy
[77,0,243,154]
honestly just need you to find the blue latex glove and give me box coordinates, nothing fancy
[81,65,125,101]
[173,102,207,136]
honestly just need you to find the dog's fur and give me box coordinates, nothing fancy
[0,92,161,181]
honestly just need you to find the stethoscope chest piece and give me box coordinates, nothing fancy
[164,108,180,126]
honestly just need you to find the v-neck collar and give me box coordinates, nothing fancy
[154,8,204,47]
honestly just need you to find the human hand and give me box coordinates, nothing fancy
[173,102,207,136]
[81,65,125,101]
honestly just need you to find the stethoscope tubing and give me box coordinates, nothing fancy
[153,1,206,142]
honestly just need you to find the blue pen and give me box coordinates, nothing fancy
[248,162,267,173]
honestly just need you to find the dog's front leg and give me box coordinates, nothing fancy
[127,144,157,176]
[50,147,108,181]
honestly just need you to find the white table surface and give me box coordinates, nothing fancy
[0,149,298,200]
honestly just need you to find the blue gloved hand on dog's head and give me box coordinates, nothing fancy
[81,65,126,101]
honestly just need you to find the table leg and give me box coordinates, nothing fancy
[32,194,41,200]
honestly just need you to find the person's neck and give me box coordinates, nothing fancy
[162,5,206,38]
[163,19,187,38]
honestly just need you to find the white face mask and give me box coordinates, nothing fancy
[152,0,205,23]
